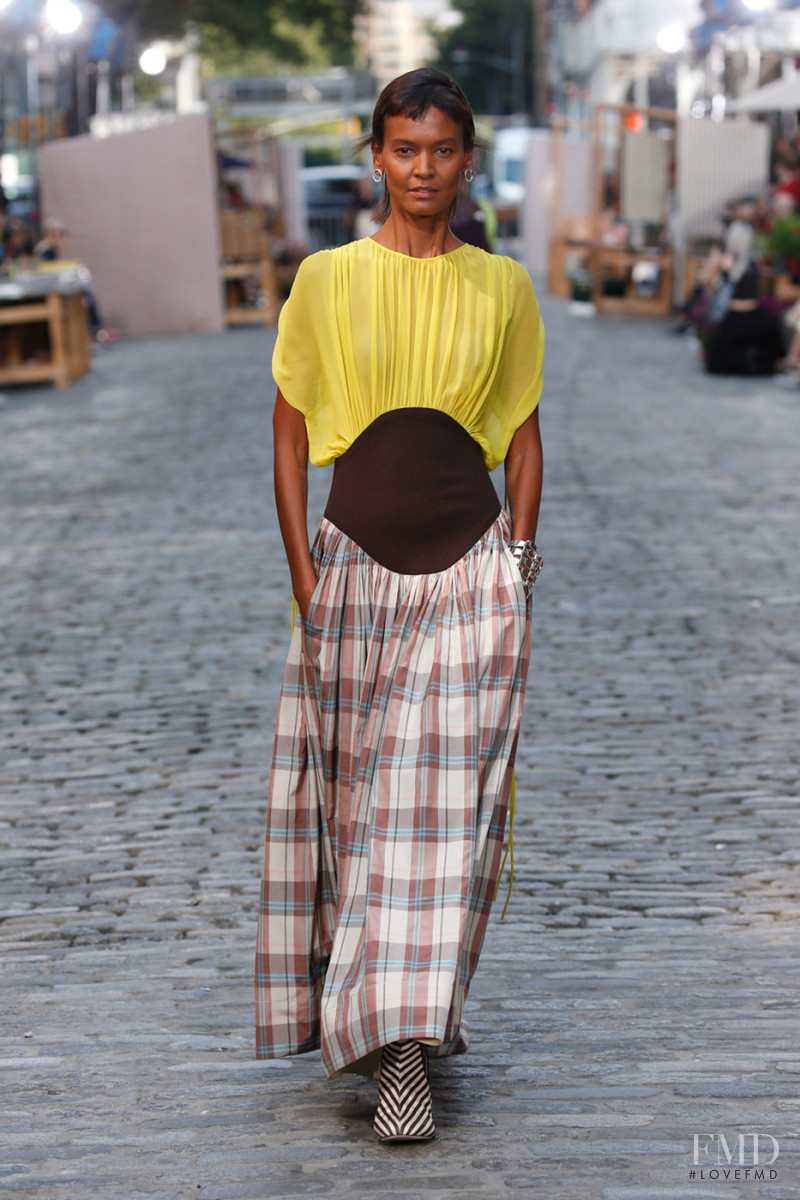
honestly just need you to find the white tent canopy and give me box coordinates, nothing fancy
[728,74,800,113]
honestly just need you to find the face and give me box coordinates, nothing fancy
[374,107,471,220]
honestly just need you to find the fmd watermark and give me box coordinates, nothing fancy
[689,1133,779,1182]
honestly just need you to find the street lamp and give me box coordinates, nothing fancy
[44,0,83,36]
[139,46,167,76]
[657,25,686,55]
[656,25,694,116]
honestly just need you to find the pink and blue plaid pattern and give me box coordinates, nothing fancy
[255,511,531,1077]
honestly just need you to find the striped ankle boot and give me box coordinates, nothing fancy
[373,1040,435,1142]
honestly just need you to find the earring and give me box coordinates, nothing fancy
[372,166,383,183]
[464,166,474,183]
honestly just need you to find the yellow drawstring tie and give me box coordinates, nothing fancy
[493,771,515,921]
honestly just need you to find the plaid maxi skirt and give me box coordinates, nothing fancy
[255,509,531,1078]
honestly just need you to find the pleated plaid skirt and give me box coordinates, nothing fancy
[255,509,531,1078]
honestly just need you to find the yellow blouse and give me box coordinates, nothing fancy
[272,237,544,471]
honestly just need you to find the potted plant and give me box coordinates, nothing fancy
[768,213,800,280]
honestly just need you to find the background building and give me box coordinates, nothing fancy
[355,0,449,91]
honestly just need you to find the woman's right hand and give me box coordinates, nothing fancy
[294,576,318,624]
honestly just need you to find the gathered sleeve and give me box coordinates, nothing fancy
[271,253,329,417]
[480,261,545,468]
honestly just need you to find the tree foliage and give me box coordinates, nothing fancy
[198,21,335,77]
[96,0,362,67]
[433,0,535,118]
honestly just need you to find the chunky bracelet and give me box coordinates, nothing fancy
[508,539,543,598]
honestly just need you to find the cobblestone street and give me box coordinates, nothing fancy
[2,294,799,1200]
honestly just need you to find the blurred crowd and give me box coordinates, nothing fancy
[0,213,107,341]
[1,213,36,264]
[676,134,800,383]
[1,213,74,267]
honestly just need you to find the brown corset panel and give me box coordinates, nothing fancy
[324,408,501,574]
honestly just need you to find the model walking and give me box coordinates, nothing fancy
[255,68,544,1142]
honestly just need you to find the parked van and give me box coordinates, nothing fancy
[300,164,363,249]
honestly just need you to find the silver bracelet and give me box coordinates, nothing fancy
[508,539,543,598]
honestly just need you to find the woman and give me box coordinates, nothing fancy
[255,68,544,1143]
[706,219,783,376]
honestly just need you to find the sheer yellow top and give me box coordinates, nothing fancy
[272,237,544,471]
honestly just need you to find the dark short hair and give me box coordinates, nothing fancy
[359,68,476,224]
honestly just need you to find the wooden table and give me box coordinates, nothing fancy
[549,238,675,316]
[549,236,594,298]
[0,269,91,390]
[592,247,674,318]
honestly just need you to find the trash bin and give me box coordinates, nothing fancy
[569,268,593,303]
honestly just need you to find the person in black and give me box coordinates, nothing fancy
[705,220,784,376]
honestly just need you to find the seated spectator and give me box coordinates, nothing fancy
[775,298,800,380]
[34,216,108,342]
[773,149,800,215]
[2,216,34,263]
[34,217,68,261]
[706,221,784,376]
[672,239,725,334]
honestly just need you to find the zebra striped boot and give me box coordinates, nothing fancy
[373,1040,435,1142]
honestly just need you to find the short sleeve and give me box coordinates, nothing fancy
[271,253,328,417]
[493,262,544,442]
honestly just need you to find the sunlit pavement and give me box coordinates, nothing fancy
[2,298,799,1199]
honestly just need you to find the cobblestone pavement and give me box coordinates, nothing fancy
[2,297,799,1200]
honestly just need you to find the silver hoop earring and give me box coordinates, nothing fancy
[464,166,474,184]
[372,167,383,183]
